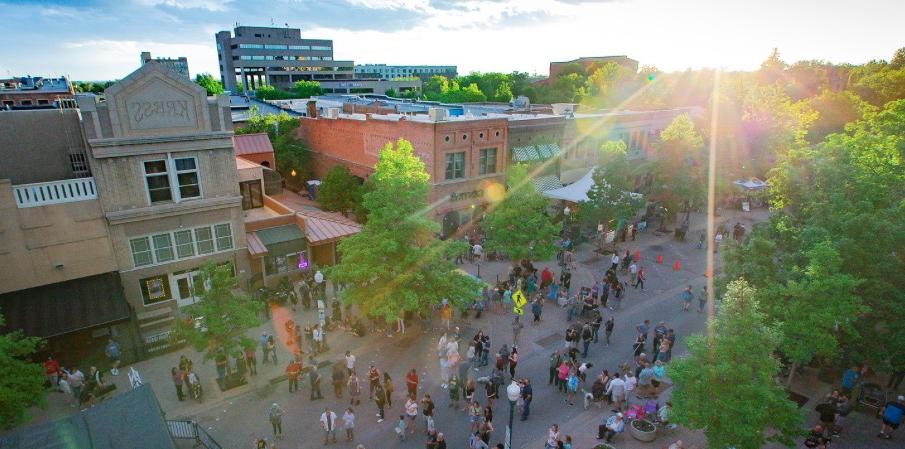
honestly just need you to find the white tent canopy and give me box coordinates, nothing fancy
[541,169,642,203]
[542,169,596,202]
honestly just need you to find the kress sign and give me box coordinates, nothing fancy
[449,190,483,202]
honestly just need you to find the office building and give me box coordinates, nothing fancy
[0,75,74,109]
[140,51,190,80]
[296,107,508,237]
[215,25,353,93]
[354,64,457,81]
[537,56,639,85]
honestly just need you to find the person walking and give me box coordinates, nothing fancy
[606,375,626,411]
[348,372,362,406]
[508,347,520,379]
[367,366,381,400]
[581,323,593,358]
[342,408,356,442]
[633,267,645,289]
[172,367,185,401]
[44,356,60,389]
[879,395,905,440]
[698,285,707,313]
[321,407,338,445]
[405,395,419,435]
[681,285,693,311]
[520,378,533,421]
[245,344,258,376]
[267,335,278,365]
[345,351,356,375]
[383,372,395,407]
[629,261,638,285]
[604,316,615,346]
[333,364,347,398]
[531,299,543,325]
[69,367,85,406]
[260,333,269,365]
[286,358,301,393]
[610,253,619,271]
[105,339,121,376]
[268,403,284,440]
[548,350,562,385]
[448,375,461,409]
[512,316,524,345]
[374,386,387,422]
[406,368,419,398]
[421,394,435,433]
[309,365,324,400]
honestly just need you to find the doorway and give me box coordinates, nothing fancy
[173,270,204,307]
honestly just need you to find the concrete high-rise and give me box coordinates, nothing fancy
[215,25,353,93]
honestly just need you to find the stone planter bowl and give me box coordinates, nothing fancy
[629,418,657,442]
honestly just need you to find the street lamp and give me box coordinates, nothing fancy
[506,380,521,449]
[562,206,571,238]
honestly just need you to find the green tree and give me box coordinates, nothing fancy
[0,314,46,429]
[851,66,905,107]
[483,164,559,263]
[583,62,635,109]
[891,47,905,69]
[291,80,323,98]
[318,165,363,217]
[806,89,874,142]
[327,139,480,321]
[579,140,642,242]
[235,109,310,189]
[384,89,397,97]
[176,262,261,362]
[194,73,225,96]
[423,75,450,100]
[649,114,705,222]
[668,279,803,449]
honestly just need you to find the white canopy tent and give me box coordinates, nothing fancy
[541,169,597,202]
[541,169,642,203]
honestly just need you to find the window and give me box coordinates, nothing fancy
[130,237,153,267]
[152,233,175,262]
[174,157,201,199]
[140,274,172,305]
[38,99,49,105]
[289,45,310,50]
[195,227,214,254]
[479,148,497,175]
[444,152,465,180]
[174,230,195,258]
[264,44,287,50]
[20,100,32,106]
[239,43,264,49]
[214,224,233,251]
[240,180,263,210]
[144,160,172,203]
[311,45,331,51]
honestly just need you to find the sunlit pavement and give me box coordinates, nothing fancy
[24,208,901,449]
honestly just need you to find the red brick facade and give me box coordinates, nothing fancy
[295,114,509,229]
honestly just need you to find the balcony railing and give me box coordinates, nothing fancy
[13,177,97,208]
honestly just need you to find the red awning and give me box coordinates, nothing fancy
[232,133,274,156]
[297,210,361,244]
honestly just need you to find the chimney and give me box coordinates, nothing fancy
[307,100,317,118]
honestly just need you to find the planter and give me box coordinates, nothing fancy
[629,418,657,442]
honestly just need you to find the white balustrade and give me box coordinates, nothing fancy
[13,177,97,208]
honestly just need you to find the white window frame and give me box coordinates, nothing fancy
[141,154,203,206]
[127,223,233,269]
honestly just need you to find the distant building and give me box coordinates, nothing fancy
[215,25,353,93]
[296,108,508,237]
[140,51,190,80]
[0,75,74,109]
[355,64,457,81]
[537,56,639,85]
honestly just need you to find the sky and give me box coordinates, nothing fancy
[0,0,902,81]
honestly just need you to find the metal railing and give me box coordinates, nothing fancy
[13,177,97,208]
[143,329,185,354]
[167,420,222,449]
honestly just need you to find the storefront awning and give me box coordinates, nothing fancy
[511,143,562,162]
[531,175,563,193]
[246,232,268,258]
[297,210,362,245]
[0,272,132,338]
[255,224,307,256]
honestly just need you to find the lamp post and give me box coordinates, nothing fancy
[562,206,571,238]
[506,380,521,449]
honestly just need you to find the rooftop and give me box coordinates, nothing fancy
[0,76,72,93]
[233,132,274,155]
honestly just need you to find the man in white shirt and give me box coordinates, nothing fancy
[598,413,624,442]
[629,262,638,284]
[605,376,626,410]
[472,243,483,262]
[320,407,338,444]
[610,253,620,270]
[312,325,324,353]
[344,351,356,375]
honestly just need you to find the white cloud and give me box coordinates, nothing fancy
[134,0,233,12]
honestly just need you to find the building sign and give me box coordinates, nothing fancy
[119,76,199,133]
[450,190,482,202]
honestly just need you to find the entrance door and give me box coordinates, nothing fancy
[441,210,460,239]
[173,270,204,307]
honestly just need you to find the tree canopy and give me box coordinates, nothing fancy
[175,262,261,362]
[254,81,324,100]
[722,99,905,374]
[648,114,705,219]
[668,279,803,449]
[0,314,46,429]
[482,164,559,262]
[318,165,365,219]
[327,139,481,321]
[235,109,311,189]
[579,140,643,234]
[194,73,224,96]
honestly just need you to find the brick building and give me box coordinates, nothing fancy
[296,109,508,237]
